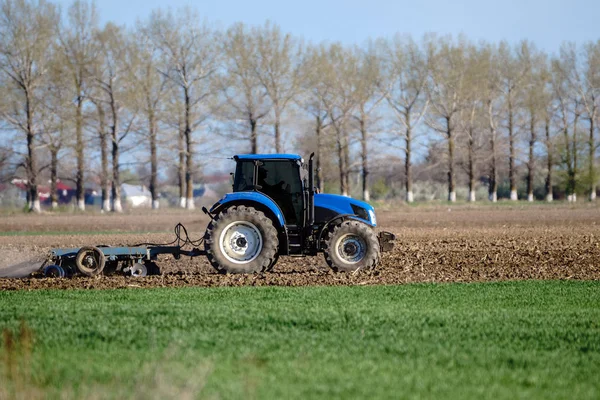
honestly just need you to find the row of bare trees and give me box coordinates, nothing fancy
[0,0,598,212]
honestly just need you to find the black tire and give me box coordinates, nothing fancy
[204,206,279,274]
[323,220,380,273]
[75,246,106,276]
[265,254,280,272]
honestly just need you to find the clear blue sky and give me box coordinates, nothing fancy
[59,0,600,53]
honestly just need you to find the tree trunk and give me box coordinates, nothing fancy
[359,115,369,201]
[488,102,497,202]
[50,148,58,209]
[589,114,597,201]
[178,110,185,208]
[97,104,110,212]
[110,93,122,213]
[184,87,194,210]
[405,125,413,203]
[274,108,281,153]
[508,95,517,201]
[468,127,475,202]
[148,109,159,209]
[563,120,575,202]
[75,95,85,211]
[250,117,258,153]
[544,115,553,202]
[570,112,579,202]
[25,92,40,213]
[337,128,348,196]
[315,116,323,191]
[343,131,350,196]
[447,117,455,202]
[527,112,536,202]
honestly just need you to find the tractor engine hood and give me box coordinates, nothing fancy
[314,194,377,227]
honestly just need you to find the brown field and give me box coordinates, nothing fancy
[1,204,599,290]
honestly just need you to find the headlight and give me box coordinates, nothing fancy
[368,209,377,226]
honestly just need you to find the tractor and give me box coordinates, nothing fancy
[43,153,394,278]
[202,153,395,273]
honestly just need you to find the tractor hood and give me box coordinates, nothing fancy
[313,193,377,227]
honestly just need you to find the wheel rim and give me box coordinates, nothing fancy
[335,234,367,264]
[219,221,263,264]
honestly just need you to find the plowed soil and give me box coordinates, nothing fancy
[1,205,599,290]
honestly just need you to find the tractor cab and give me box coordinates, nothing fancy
[232,154,305,225]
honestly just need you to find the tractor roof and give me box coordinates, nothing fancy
[234,154,302,161]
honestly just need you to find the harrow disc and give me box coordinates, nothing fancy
[43,265,65,278]
[130,262,147,277]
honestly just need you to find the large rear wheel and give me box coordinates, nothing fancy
[323,220,380,273]
[204,206,279,274]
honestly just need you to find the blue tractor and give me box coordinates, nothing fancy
[203,153,395,273]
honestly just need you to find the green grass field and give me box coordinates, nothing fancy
[1,281,599,399]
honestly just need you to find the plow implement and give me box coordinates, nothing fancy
[42,223,206,278]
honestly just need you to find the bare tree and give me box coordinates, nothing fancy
[552,44,583,202]
[58,0,98,211]
[572,42,599,201]
[497,41,530,201]
[131,21,170,209]
[0,0,59,212]
[352,45,385,201]
[94,22,137,212]
[459,45,488,202]
[300,50,331,191]
[254,21,304,153]
[149,8,218,209]
[311,43,360,196]
[39,50,73,209]
[522,44,547,202]
[479,43,504,202]
[427,36,470,202]
[218,22,270,154]
[381,35,429,203]
[89,96,111,211]
[543,112,554,203]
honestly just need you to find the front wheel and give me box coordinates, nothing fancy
[204,206,279,274]
[324,220,380,273]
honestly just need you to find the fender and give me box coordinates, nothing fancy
[314,193,376,227]
[209,192,286,227]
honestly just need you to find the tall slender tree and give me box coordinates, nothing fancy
[254,21,304,153]
[427,37,470,202]
[381,36,429,203]
[94,22,137,212]
[219,22,270,154]
[313,43,360,196]
[58,0,98,211]
[0,0,59,212]
[352,45,384,201]
[149,8,218,210]
[131,22,170,209]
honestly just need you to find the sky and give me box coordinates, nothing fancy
[57,0,600,54]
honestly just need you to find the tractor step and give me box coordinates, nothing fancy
[285,224,303,254]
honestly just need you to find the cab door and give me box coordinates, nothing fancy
[258,160,304,225]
